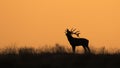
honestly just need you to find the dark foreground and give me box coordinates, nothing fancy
[0,53,120,68]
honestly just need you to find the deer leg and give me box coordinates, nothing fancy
[86,46,91,53]
[72,46,76,53]
[83,46,87,53]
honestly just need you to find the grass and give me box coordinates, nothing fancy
[0,44,120,68]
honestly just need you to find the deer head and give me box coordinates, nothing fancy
[65,28,80,37]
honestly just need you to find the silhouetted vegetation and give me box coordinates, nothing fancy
[0,44,120,68]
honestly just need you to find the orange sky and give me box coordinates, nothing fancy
[0,0,120,50]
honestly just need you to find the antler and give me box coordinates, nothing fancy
[71,28,80,37]
[71,28,76,32]
[73,31,80,37]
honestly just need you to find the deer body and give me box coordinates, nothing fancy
[65,29,90,53]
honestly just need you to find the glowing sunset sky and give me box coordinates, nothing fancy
[0,0,120,49]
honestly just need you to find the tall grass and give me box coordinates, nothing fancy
[0,44,120,55]
[0,44,120,68]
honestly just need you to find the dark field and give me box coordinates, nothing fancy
[0,45,120,68]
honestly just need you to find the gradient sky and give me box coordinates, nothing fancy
[0,0,120,50]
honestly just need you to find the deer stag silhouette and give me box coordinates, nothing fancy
[65,28,90,53]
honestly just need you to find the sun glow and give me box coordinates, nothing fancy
[0,0,120,51]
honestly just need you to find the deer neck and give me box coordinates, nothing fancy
[66,34,74,41]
